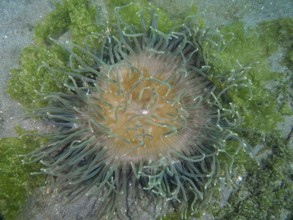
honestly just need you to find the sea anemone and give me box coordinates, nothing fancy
[29,4,242,219]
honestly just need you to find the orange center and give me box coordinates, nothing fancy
[93,52,191,163]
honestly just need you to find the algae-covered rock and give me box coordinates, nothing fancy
[215,133,293,220]
[204,19,293,133]
[0,128,45,220]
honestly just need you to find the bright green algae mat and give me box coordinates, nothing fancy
[0,128,45,220]
[2,0,293,219]
[204,18,293,132]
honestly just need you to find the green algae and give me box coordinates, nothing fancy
[215,133,293,220]
[7,44,69,109]
[204,19,293,133]
[7,0,106,109]
[162,134,292,220]
[107,0,200,34]
[0,127,45,220]
[34,0,105,45]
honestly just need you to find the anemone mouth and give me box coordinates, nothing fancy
[80,49,209,164]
